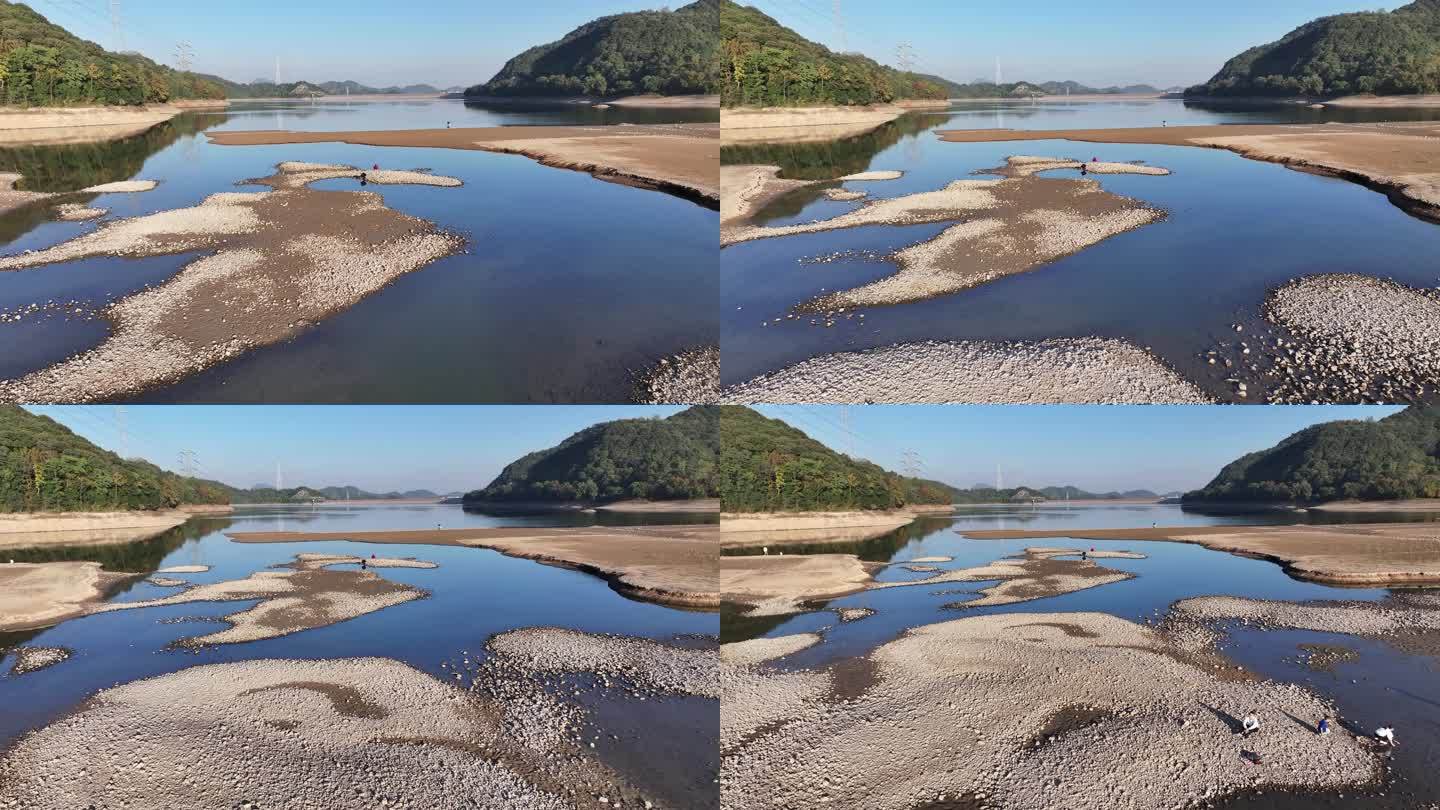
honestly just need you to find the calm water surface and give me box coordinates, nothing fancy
[722,503,1440,807]
[720,100,1440,398]
[0,100,718,403]
[0,504,719,807]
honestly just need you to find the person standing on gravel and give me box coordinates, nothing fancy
[1241,713,1260,737]
[1318,717,1331,735]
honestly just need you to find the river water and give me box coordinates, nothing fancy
[722,502,1440,807]
[720,99,1440,400]
[0,99,718,403]
[0,503,720,808]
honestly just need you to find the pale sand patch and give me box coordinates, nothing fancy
[1173,594,1440,637]
[721,164,808,226]
[0,657,594,809]
[722,612,1377,809]
[92,553,433,646]
[1001,156,1171,177]
[7,646,70,676]
[721,633,821,666]
[871,549,1139,608]
[0,162,464,402]
[722,554,876,614]
[488,627,720,699]
[906,556,954,563]
[806,174,1165,309]
[823,188,868,201]
[839,170,904,181]
[0,562,137,631]
[145,576,187,587]
[836,607,875,623]
[53,203,105,221]
[965,522,1440,586]
[227,525,719,609]
[157,564,210,573]
[294,552,439,569]
[720,338,1211,404]
[722,179,1002,246]
[79,179,157,193]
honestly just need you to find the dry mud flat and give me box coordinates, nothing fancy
[227,525,720,609]
[1261,273,1440,403]
[0,561,138,631]
[721,611,1376,810]
[721,547,1142,616]
[965,522,1440,587]
[0,161,464,403]
[0,655,642,810]
[938,121,1440,221]
[90,553,435,646]
[719,337,1212,404]
[208,124,720,207]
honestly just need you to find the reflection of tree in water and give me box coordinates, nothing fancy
[1181,100,1440,125]
[720,112,945,180]
[0,111,231,192]
[461,101,717,126]
[720,600,795,643]
[2,516,231,574]
[721,516,954,561]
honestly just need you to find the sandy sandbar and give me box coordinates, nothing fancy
[0,561,138,631]
[0,655,637,809]
[0,162,463,402]
[226,525,719,609]
[91,553,433,646]
[208,124,719,207]
[719,337,1211,404]
[939,121,1440,221]
[964,522,1440,585]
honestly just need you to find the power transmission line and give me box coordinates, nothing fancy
[173,40,194,72]
[107,0,124,52]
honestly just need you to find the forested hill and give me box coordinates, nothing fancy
[1187,0,1440,98]
[467,0,719,98]
[0,406,229,513]
[1184,406,1440,505]
[0,0,224,106]
[464,406,719,505]
[720,1,948,107]
[720,406,956,513]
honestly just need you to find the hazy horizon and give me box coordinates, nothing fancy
[19,0,689,91]
[742,0,1409,91]
[24,405,689,495]
[753,405,1405,495]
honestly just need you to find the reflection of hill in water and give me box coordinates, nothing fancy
[3,516,231,573]
[720,112,943,179]
[0,111,230,193]
[721,516,955,561]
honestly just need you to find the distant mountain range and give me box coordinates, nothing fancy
[467,0,718,98]
[193,75,442,98]
[939,79,1161,99]
[1184,406,1440,505]
[1187,0,1440,98]
[954,485,1160,503]
[227,485,448,504]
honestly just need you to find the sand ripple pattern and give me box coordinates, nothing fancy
[720,338,1211,404]
[0,657,574,810]
[0,162,464,403]
[721,612,1376,809]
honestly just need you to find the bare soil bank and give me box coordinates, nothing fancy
[938,122,1440,222]
[208,124,720,207]
[0,509,221,547]
[965,522,1440,585]
[1311,499,1440,512]
[0,561,138,630]
[0,101,228,146]
[599,498,720,513]
[227,525,720,609]
[721,102,946,144]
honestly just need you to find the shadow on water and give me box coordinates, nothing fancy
[0,112,230,193]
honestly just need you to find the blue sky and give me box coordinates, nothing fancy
[23,0,677,88]
[25,405,685,494]
[754,405,1404,494]
[746,0,1407,89]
